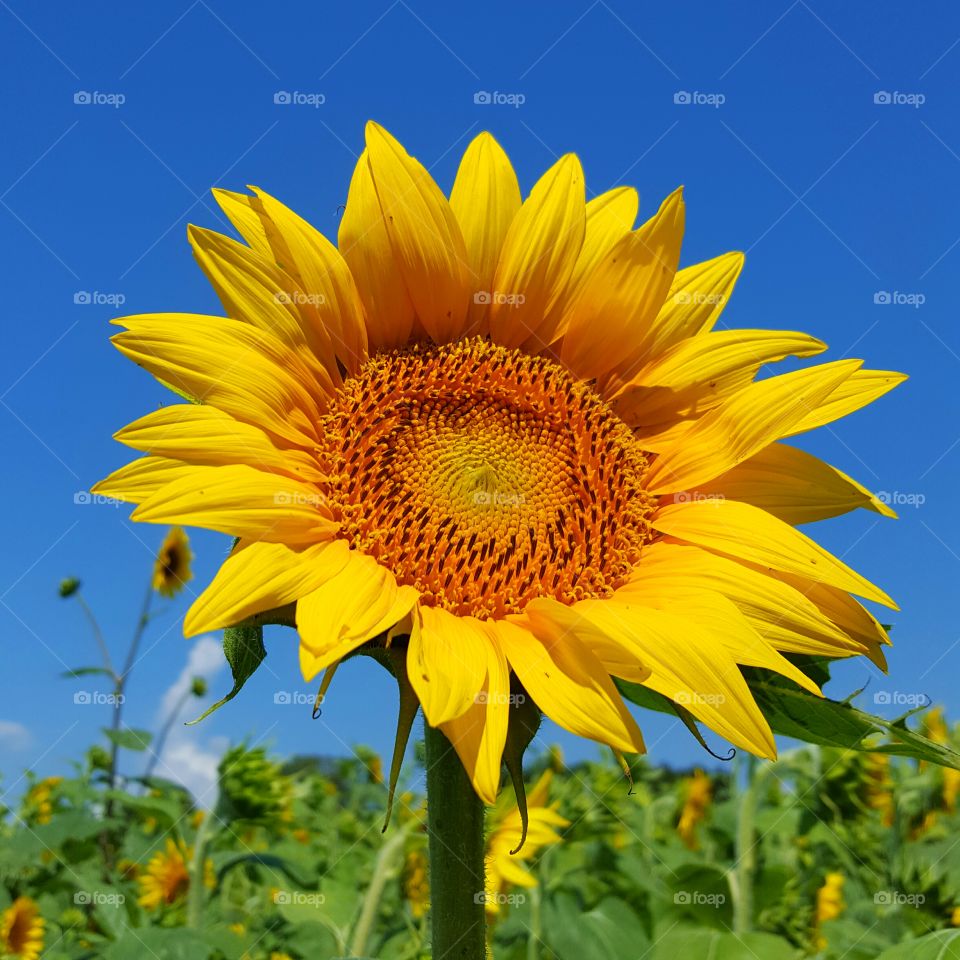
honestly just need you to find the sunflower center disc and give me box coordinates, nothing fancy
[319,338,657,618]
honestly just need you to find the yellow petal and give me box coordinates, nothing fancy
[131,463,335,544]
[363,122,471,344]
[652,499,897,608]
[188,225,341,386]
[450,132,521,336]
[620,541,868,657]
[786,369,908,435]
[112,314,324,448]
[617,586,821,695]
[644,359,861,494]
[492,618,645,754]
[91,456,197,505]
[654,250,744,343]
[526,597,775,758]
[439,629,511,805]
[488,154,585,349]
[546,186,638,343]
[338,149,416,349]
[408,606,490,726]
[297,553,419,680]
[609,329,826,426]
[114,405,324,482]
[212,187,271,250]
[691,443,895,525]
[561,187,684,380]
[185,539,350,636]
[251,188,368,374]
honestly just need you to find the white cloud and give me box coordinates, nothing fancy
[0,720,32,751]
[149,636,230,804]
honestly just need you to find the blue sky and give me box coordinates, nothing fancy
[1,1,958,803]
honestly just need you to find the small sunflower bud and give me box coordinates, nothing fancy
[59,577,81,598]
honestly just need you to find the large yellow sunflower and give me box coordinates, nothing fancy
[95,122,904,805]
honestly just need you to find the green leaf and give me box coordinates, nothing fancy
[62,666,115,679]
[875,929,960,959]
[102,728,152,751]
[214,852,315,887]
[544,894,649,960]
[187,624,265,725]
[103,928,217,960]
[651,927,799,959]
[616,658,960,770]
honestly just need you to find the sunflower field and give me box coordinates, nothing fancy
[5,711,960,960]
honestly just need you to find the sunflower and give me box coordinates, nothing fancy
[0,897,44,960]
[152,526,193,597]
[403,849,430,919]
[677,768,712,849]
[137,838,213,909]
[484,768,567,916]
[813,872,845,950]
[95,121,903,804]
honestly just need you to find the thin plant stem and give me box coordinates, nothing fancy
[349,822,411,956]
[142,686,192,784]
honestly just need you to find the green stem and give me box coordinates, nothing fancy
[731,757,768,935]
[349,823,410,957]
[424,724,487,960]
[186,808,212,928]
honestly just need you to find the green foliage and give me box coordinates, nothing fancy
[5,718,960,958]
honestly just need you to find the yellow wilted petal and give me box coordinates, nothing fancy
[185,540,349,637]
[111,314,324,448]
[610,329,826,426]
[439,630,511,805]
[115,405,325,482]
[644,359,861,494]
[338,149,416,349]
[652,499,897,608]
[546,186,638,343]
[527,597,775,758]
[786,369,908,435]
[494,618,645,755]
[297,554,419,680]
[188,225,341,386]
[693,443,895,525]
[450,132,521,335]
[91,457,197,505]
[408,606,489,726]
[365,121,470,344]
[488,154,585,348]
[132,463,335,544]
[561,187,684,380]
